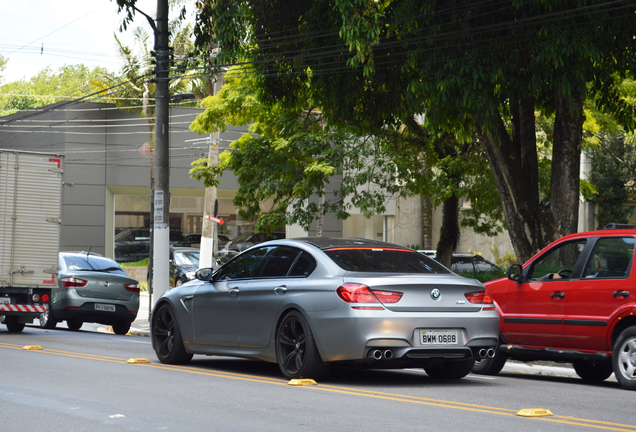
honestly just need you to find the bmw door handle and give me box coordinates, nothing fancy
[274,286,287,295]
[613,291,630,297]
[551,292,565,299]
[229,288,240,296]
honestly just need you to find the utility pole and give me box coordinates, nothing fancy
[152,0,170,304]
[199,75,220,268]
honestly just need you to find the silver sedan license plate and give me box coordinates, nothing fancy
[421,329,458,345]
[95,303,116,312]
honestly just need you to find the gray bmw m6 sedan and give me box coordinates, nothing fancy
[151,238,499,380]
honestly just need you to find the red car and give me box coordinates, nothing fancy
[473,224,636,390]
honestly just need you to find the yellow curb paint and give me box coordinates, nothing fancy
[517,408,554,417]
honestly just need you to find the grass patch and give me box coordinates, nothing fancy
[120,258,149,267]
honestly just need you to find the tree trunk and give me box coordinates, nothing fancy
[421,194,433,250]
[435,194,459,268]
[476,100,552,263]
[477,87,584,263]
[551,86,584,237]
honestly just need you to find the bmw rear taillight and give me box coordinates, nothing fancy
[125,283,140,293]
[336,283,403,305]
[60,277,87,288]
[465,290,493,304]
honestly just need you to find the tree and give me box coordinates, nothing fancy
[196,0,636,263]
[589,134,636,227]
[0,64,107,117]
[189,64,415,235]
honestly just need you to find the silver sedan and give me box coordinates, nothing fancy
[40,252,140,334]
[151,238,499,380]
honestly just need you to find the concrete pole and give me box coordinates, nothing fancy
[152,0,170,305]
[199,77,220,268]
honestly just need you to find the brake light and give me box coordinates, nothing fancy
[60,277,88,288]
[371,290,403,303]
[336,283,403,304]
[41,294,50,303]
[125,283,140,293]
[465,290,493,304]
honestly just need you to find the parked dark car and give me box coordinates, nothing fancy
[115,228,190,262]
[419,251,503,276]
[169,247,217,287]
[151,238,499,380]
[218,231,286,257]
[184,233,231,249]
[473,224,636,390]
[40,252,140,335]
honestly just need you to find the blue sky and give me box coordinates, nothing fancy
[0,0,181,83]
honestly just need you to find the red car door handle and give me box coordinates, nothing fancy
[551,292,565,299]
[613,291,630,297]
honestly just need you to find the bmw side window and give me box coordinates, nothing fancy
[529,240,586,281]
[259,246,301,277]
[583,237,635,278]
[288,252,316,277]
[216,247,269,280]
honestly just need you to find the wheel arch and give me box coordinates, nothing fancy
[273,306,329,362]
[611,313,636,347]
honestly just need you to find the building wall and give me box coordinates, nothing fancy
[0,102,244,259]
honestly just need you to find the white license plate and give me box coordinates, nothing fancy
[95,303,116,312]
[421,329,458,345]
[0,297,11,304]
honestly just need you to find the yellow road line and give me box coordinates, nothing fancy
[3,341,635,431]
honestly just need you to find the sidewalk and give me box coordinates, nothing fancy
[130,292,151,336]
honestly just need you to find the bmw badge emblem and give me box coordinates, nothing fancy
[431,288,441,300]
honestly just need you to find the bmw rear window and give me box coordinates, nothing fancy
[324,248,450,273]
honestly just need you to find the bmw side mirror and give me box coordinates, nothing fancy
[195,268,213,281]
[507,264,523,281]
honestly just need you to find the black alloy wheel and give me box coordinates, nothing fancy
[572,360,613,381]
[425,358,475,379]
[152,303,193,364]
[275,311,330,380]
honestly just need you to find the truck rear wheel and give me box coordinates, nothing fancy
[4,317,25,333]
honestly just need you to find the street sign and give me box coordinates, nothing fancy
[205,215,224,225]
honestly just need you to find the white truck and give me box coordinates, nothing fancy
[0,149,63,332]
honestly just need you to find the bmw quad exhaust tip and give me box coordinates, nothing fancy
[369,349,394,360]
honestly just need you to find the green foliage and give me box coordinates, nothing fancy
[0,64,107,116]
[489,244,518,268]
[589,134,636,227]
[190,65,409,233]
[120,258,150,267]
[455,269,506,284]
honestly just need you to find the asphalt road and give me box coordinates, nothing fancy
[1,322,635,432]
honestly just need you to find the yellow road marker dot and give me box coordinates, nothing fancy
[23,345,43,350]
[288,379,317,386]
[517,408,554,417]
[127,358,151,364]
